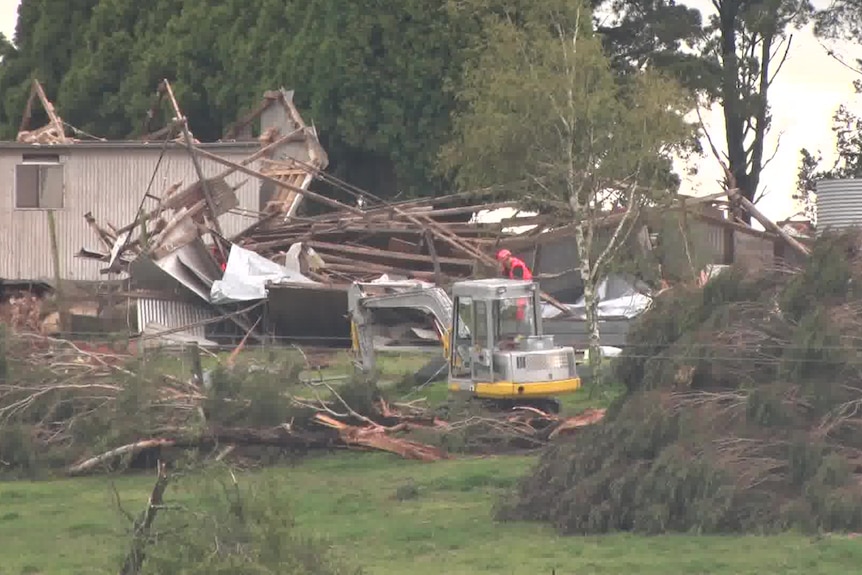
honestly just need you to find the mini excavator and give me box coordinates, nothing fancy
[348,278,581,413]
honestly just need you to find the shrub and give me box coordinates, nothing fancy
[138,467,362,575]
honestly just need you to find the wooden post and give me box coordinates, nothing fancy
[46,210,69,334]
[18,80,37,133]
[32,79,65,139]
[424,230,443,285]
[160,80,226,261]
[187,343,203,384]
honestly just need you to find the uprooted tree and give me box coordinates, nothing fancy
[440,0,694,380]
[499,230,862,534]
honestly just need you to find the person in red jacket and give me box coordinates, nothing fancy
[496,249,533,321]
[496,249,533,281]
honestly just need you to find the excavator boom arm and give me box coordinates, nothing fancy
[348,282,455,372]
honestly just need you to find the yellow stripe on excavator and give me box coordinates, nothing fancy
[438,325,451,362]
[449,378,581,399]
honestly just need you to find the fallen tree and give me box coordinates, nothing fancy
[0,327,602,475]
[499,230,862,535]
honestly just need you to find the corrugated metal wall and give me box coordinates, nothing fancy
[693,220,727,265]
[136,297,216,348]
[0,144,262,282]
[692,219,776,270]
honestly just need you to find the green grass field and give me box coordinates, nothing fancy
[3,350,861,574]
[3,452,862,575]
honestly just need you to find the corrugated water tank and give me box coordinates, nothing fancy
[816,178,862,235]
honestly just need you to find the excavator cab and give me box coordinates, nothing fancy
[448,279,580,409]
[348,278,580,412]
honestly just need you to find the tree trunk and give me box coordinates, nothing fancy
[718,1,751,223]
[573,221,602,386]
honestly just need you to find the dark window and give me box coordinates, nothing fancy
[22,153,60,163]
[451,296,473,378]
[15,161,64,209]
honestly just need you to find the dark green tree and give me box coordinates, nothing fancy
[0,0,466,199]
[0,0,726,200]
[593,0,720,96]
[0,0,99,134]
[0,33,11,59]
[703,0,814,222]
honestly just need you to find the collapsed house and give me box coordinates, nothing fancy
[1,81,332,342]
[0,79,812,351]
[3,80,518,346]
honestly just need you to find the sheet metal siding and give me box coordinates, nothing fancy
[695,220,727,265]
[816,179,862,235]
[0,146,261,282]
[543,318,631,349]
[136,297,215,348]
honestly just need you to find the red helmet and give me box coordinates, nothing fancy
[496,249,512,261]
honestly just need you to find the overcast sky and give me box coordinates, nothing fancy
[679,0,862,224]
[0,0,860,223]
[0,1,15,47]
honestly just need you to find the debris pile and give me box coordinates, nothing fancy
[68,80,563,346]
[6,76,783,351]
[235,192,526,284]
[0,293,43,333]
[78,83,329,277]
[6,78,814,357]
[83,174,524,289]
[499,230,862,535]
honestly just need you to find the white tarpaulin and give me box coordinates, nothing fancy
[210,244,317,304]
[370,273,433,288]
[542,275,652,320]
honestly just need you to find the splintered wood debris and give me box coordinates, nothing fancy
[67,80,545,344]
[17,79,74,145]
[78,80,530,291]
